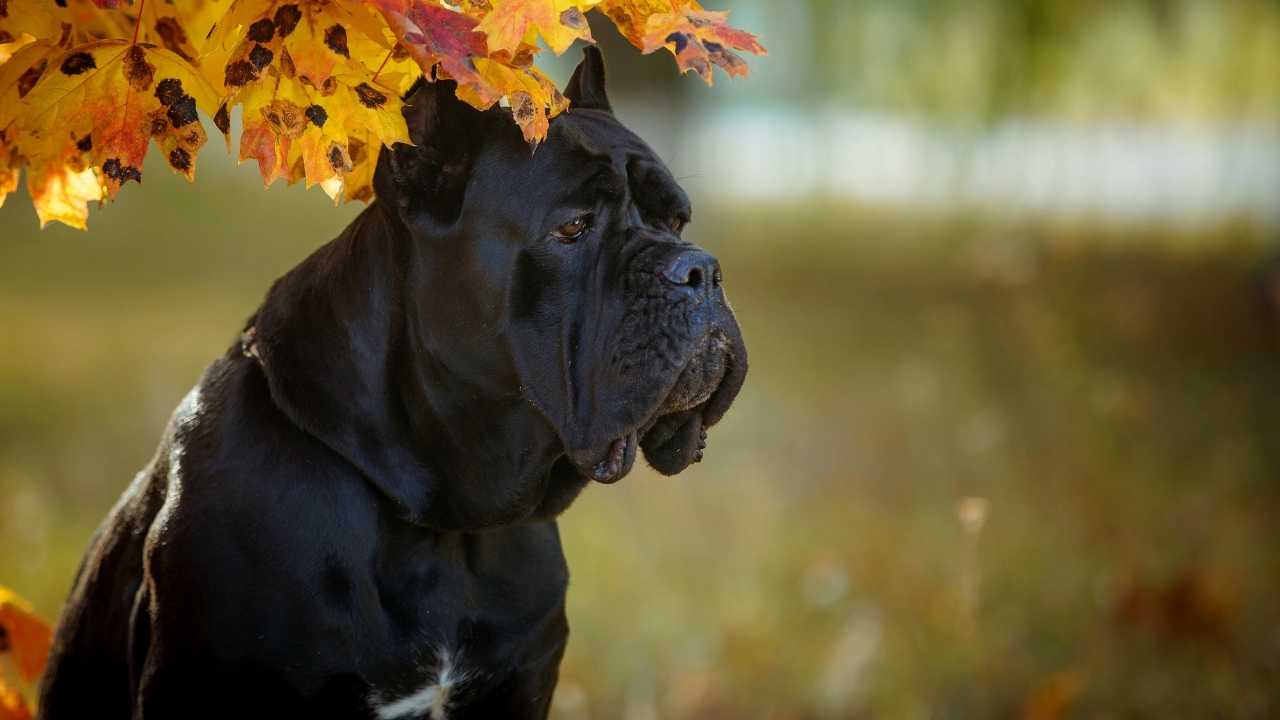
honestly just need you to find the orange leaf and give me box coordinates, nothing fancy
[599,0,681,46]
[458,59,565,146]
[0,587,52,684]
[478,0,596,56]
[0,683,34,720]
[641,7,764,84]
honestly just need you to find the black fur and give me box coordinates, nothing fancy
[37,48,746,720]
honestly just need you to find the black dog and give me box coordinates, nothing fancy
[37,48,746,720]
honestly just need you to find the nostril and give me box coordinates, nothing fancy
[660,249,721,293]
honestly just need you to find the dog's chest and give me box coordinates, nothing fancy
[369,647,468,720]
[358,522,570,719]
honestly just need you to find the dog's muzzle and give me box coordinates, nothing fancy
[578,242,747,484]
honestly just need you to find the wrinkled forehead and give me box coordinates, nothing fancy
[552,108,657,162]
[475,108,689,215]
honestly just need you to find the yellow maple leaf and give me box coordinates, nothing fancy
[336,130,377,202]
[0,41,56,209]
[235,63,404,201]
[479,0,599,56]
[0,40,60,136]
[137,0,228,66]
[18,40,220,206]
[25,147,104,229]
[0,41,107,227]
[34,0,138,51]
[0,0,62,59]
[237,73,298,186]
[209,0,411,196]
[456,59,565,145]
[599,0,683,46]
[319,74,406,199]
[205,0,394,94]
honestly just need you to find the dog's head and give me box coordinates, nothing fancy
[251,49,746,528]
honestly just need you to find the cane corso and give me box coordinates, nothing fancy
[36,48,746,720]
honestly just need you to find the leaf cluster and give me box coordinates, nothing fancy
[0,0,763,229]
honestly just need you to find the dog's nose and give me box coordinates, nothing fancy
[660,249,721,294]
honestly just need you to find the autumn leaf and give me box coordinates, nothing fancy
[25,144,105,229]
[16,40,220,212]
[0,585,51,720]
[136,0,227,66]
[369,0,488,92]
[458,57,566,144]
[0,40,105,225]
[0,40,60,132]
[641,7,764,84]
[0,135,19,206]
[0,587,50,684]
[204,0,396,95]
[479,0,600,56]
[234,59,407,202]
[0,684,33,720]
[599,0,680,46]
[44,0,136,48]
[0,584,51,717]
[0,0,63,57]
[206,0,415,199]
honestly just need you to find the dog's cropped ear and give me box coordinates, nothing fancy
[565,46,612,113]
[374,77,489,228]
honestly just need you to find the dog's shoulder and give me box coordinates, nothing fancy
[139,354,389,669]
[158,352,381,537]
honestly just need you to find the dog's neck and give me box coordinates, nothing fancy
[248,201,581,531]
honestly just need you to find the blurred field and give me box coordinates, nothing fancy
[2,152,1279,716]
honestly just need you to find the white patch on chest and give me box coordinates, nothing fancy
[371,648,468,720]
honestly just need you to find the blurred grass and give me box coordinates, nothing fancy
[2,162,1280,717]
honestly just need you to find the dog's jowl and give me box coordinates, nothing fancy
[37,48,746,720]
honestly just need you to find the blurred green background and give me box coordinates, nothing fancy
[3,1,1280,717]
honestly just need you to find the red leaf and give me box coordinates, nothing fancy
[368,0,487,90]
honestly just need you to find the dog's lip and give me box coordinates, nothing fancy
[590,431,637,484]
[574,325,740,484]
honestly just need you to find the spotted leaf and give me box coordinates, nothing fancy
[640,7,764,84]
[0,0,764,227]
[11,40,219,224]
[478,0,599,56]
[599,0,682,46]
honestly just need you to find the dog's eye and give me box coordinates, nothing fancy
[553,215,591,243]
